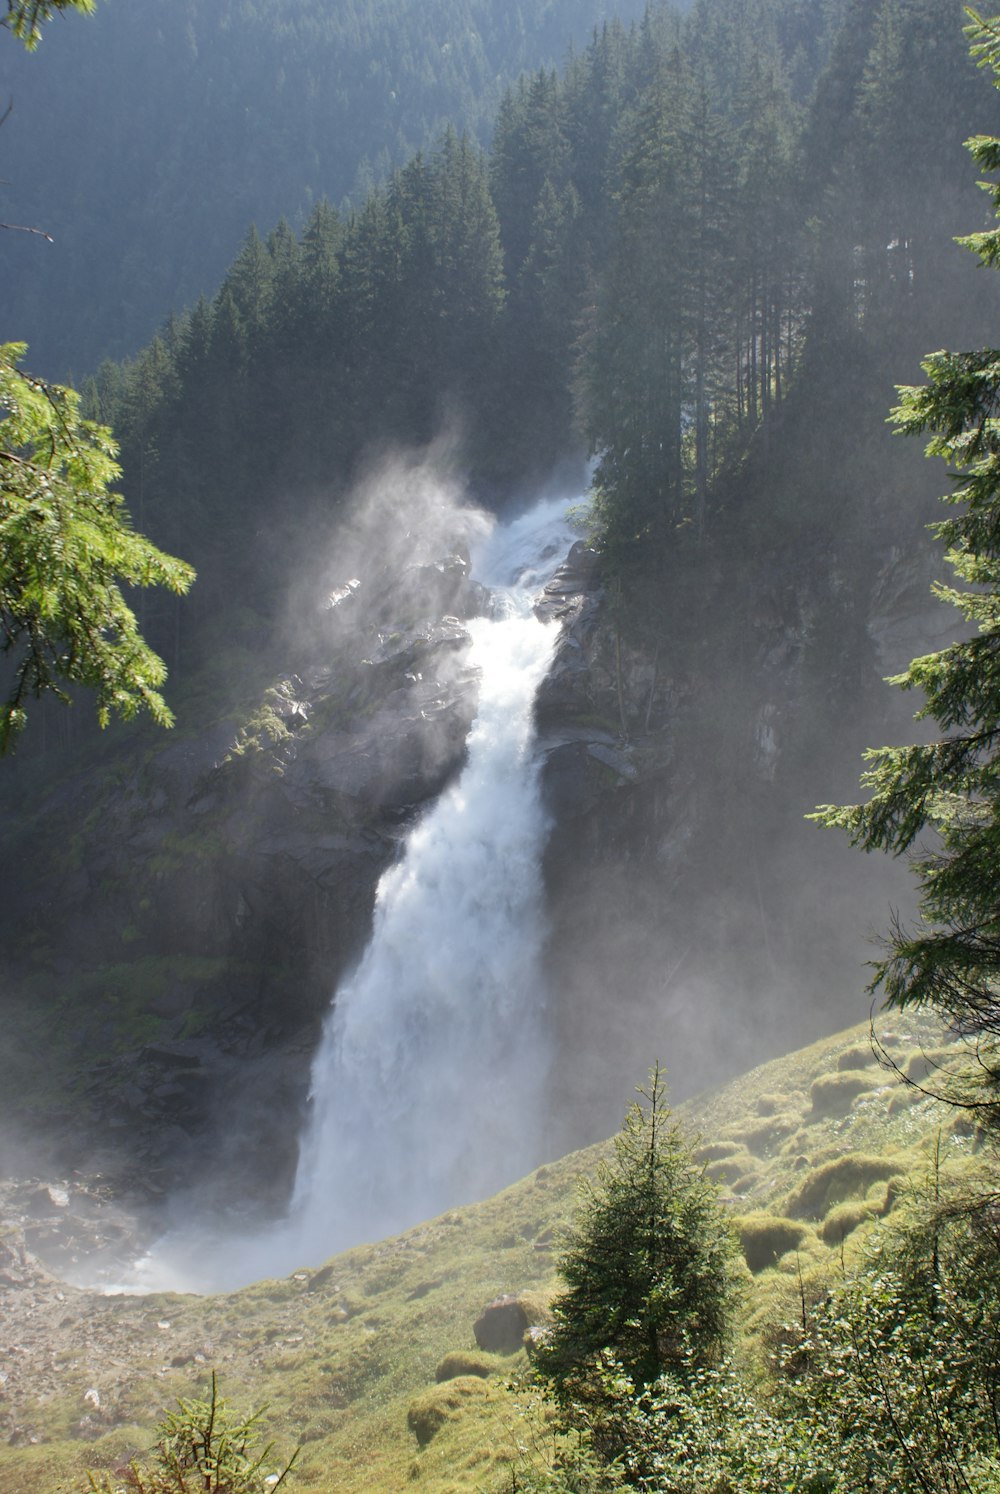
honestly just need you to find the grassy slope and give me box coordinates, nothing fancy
[4,1013,982,1494]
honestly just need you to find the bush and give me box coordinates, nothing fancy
[786,1194,1000,1491]
[86,1374,297,1493]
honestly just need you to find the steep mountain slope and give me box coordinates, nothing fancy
[2,0,994,1228]
[0,1017,980,1493]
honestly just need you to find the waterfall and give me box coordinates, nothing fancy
[116,494,576,1293]
[284,495,576,1259]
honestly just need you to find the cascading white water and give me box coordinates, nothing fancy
[285,496,575,1259]
[110,494,577,1293]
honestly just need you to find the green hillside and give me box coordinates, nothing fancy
[0,1014,983,1493]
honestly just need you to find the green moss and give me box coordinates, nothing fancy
[837,1043,879,1071]
[783,1153,908,1220]
[694,1140,743,1163]
[406,1377,493,1446]
[755,1090,806,1117]
[818,1201,875,1245]
[3,1013,972,1494]
[736,1213,811,1272]
[704,1151,756,1187]
[435,1351,495,1382]
[809,1070,882,1117]
[728,1112,801,1154]
[904,1046,964,1084]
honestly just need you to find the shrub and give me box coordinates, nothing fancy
[789,1193,1000,1491]
[86,1374,297,1493]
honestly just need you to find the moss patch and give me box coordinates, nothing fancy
[809,1070,883,1117]
[783,1153,907,1220]
[736,1213,811,1273]
[407,1377,494,1446]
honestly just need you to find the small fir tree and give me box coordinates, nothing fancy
[536,1065,740,1420]
[86,1373,297,1494]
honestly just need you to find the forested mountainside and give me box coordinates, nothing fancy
[2,0,655,378]
[3,0,998,1198]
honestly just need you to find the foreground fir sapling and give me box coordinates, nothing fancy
[532,1064,743,1469]
[86,1373,298,1494]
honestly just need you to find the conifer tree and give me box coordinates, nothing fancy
[535,1065,739,1417]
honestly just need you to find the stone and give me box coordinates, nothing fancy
[473,1295,530,1354]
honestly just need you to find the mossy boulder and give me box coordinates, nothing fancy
[694,1141,743,1163]
[818,1201,875,1245]
[837,1044,879,1071]
[783,1153,907,1220]
[809,1070,882,1118]
[704,1151,756,1187]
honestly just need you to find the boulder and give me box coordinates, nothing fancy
[473,1294,530,1354]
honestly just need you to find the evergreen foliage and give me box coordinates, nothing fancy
[534,1065,740,1450]
[815,11,1000,1129]
[3,0,653,375]
[2,0,92,50]
[86,1373,298,1493]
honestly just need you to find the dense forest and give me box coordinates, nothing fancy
[2,0,652,376]
[73,0,994,682]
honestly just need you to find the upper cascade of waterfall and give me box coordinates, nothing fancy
[471,494,581,597]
